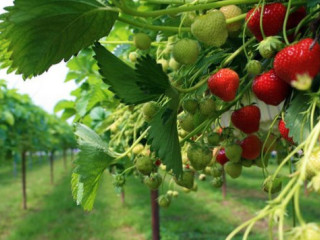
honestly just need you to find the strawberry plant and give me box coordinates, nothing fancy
[1,0,320,239]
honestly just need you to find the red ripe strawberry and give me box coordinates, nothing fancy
[278,119,294,144]
[287,7,306,30]
[155,159,162,166]
[240,135,262,160]
[216,148,229,165]
[287,7,306,42]
[246,3,286,41]
[252,69,291,106]
[208,68,239,102]
[274,38,320,84]
[231,105,260,134]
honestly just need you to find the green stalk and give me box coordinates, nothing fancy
[118,0,307,18]
[259,0,266,40]
[289,158,296,227]
[99,40,167,47]
[283,0,293,45]
[120,0,260,17]
[118,16,190,32]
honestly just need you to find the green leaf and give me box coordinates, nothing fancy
[73,124,116,210]
[285,93,319,144]
[307,0,320,8]
[4,111,15,126]
[93,43,170,105]
[0,0,118,78]
[54,100,75,113]
[61,108,76,121]
[148,98,182,176]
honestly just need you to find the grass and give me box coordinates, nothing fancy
[0,155,319,240]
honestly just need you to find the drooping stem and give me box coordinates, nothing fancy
[118,16,190,32]
[289,158,296,227]
[283,0,293,45]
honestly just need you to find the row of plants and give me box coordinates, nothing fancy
[1,0,320,239]
[0,80,76,209]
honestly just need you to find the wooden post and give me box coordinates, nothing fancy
[222,167,227,201]
[150,190,160,240]
[50,151,54,184]
[121,189,125,205]
[63,149,67,170]
[21,151,27,210]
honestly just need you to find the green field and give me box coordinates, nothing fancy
[1,156,319,240]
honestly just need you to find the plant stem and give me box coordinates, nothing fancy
[283,0,292,45]
[118,16,190,32]
[289,158,296,227]
[259,0,266,40]
[118,0,306,18]
[120,0,261,18]
[113,127,150,162]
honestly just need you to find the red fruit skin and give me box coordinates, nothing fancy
[216,148,229,165]
[155,159,162,166]
[231,106,261,134]
[287,7,306,30]
[274,38,320,84]
[208,68,239,102]
[246,3,286,41]
[252,69,291,106]
[287,7,307,42]
[278,119,294,144]
[240,135,262,160]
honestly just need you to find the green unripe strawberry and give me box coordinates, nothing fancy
[191,11,228,47]
[199,98,216,117]
[169,58,181,70]
[288,223,320,240]
[187,143,212,170]
[193,111,207,127]
[134,33,152,50]
[241,159,253,167]
[173,39,199,65]
[132,143,144,155]
[225,144,242,163]
[182,98,198,114]
[212,177,223,188]
[181,11,197,27]
[129,52,139,62]
[304,147,320,179]
[179,113,195,132]
[258,36,283,59]
[157,194,171,208]
[220,5,242,33]
[224,162,242,178]
[207,132,221,146]
[174,170,194,189]
[142,101,160,122]
[191,182,198,192]
[144,173,162,190]
[255,157,269,168]
[211,164,223,177]
[135,156,153,175]
[246,60,262,75]
[311,174,320,193]
[199,173,206,181]
[178,129,189,138]
[263,176,282,194]
[157,59,169,72]
[112,174,126,188]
